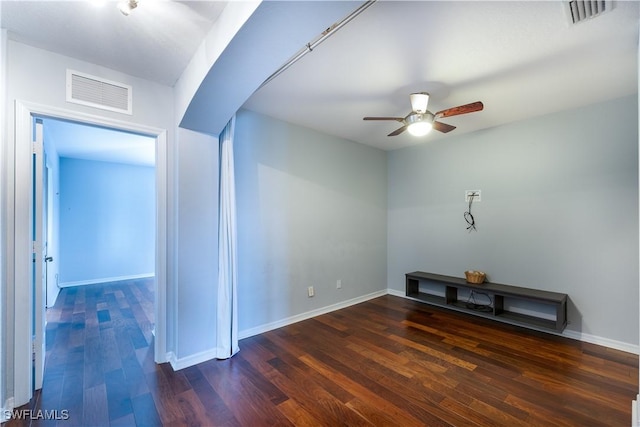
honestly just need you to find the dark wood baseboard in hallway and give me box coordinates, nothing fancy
[8,283,638,426]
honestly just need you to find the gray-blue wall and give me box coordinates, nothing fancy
[234,109,388,334]
[388,95,639,345]
[59,158,155,285]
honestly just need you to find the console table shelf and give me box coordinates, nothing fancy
[406,271,567,332]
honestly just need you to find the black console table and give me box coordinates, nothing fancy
[405,271,567,332]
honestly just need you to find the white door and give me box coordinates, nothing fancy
[32,120,46,390]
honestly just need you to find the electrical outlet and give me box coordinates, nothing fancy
[336,279,342,289]
[308,286,315,297]
[465,190,481,202]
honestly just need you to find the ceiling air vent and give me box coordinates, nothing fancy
[566,0,612,25]
[66,70,132,115]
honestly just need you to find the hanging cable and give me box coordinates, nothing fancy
[257,0,377,90]
[465,290,492,312]
[464,192,478,232]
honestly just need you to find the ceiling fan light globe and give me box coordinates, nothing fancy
[408,121,432,136]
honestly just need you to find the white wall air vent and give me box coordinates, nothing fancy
[566,0,613,25]
[66,70,132,115]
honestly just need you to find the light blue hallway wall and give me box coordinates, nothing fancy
[59,158,155,285]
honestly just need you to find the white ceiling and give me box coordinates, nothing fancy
[243,1,640,150]
[1,0,227,86]
[42,117,156,166]
[2,1,639,155]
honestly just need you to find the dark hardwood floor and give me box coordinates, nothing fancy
[8,280,638,426]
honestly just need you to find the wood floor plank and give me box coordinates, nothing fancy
[83,384,109,427]
[182,365,240,426]
[130,393,162,427]
[144,365,184,425]
[202,357,298,426]
[289,335,461,426]
[275,398,321,426]
[298,354,426,427]
[59,347,84,426]
[99,327,123,374]
[121,353,150,398]
[264,357,368,426]
[104,368,133,422]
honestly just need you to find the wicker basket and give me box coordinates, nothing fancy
[465,270,486,284]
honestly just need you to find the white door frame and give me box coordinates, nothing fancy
[12,100,168,405]
[32,120,46,391]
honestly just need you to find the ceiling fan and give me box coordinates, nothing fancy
[363,93,483,137]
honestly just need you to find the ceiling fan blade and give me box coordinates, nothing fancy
[363,116,405,122]
[435,101,484,119]
[388,125,407,137]
[433,121,456,133]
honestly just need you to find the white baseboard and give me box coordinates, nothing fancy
[563,330,639,355]
[389,288,640,355]
[238,289,388,340]
[59,273,154,288]
[387,288,405,298]
[168,348,228,371]
[633,395,639,426]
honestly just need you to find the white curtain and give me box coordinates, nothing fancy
[216,115,239,359]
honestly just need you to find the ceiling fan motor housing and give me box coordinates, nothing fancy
[406,111,434,125]
[410,92,430,114]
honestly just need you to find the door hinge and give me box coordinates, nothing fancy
[32,140,42,154]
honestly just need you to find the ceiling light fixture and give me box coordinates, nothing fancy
[118,0,138,16]
[406,112,434,137]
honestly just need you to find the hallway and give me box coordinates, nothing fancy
[12,279,157,426]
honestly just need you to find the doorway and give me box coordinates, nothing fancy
[33,116,157,393]
[13,101,168,406]
[39,116,157,293]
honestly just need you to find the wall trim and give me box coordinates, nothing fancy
[239,289,388,341]
[563,330,639,354]
[169,349,219,371]
[59,273,154,288]
[0,28,6,423]
[386,288,407,298]
[388,288,640,355]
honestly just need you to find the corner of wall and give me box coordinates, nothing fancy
[174,1,261,123]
